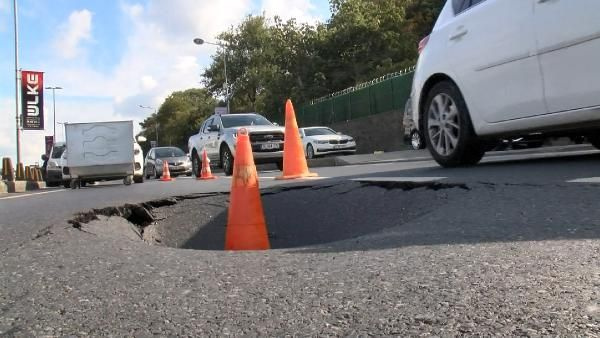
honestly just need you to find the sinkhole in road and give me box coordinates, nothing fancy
[69,181,469,250]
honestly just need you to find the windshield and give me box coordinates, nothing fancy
[51,145,66,159]
[155,147,185,158]
[221,114,273,128]
[304,128,338,136]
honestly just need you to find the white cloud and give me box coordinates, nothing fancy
[0,0,329,166]
[261,0,322,24]
[53,9,93,59]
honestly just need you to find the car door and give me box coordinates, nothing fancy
[534,0,600,113]
[145,149,154,176]
[447,0,546,123]
[198,117,218,161]
[206,116,222,161]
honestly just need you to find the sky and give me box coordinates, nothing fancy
[0,0,330,165]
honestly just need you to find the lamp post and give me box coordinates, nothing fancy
[139,105,158,146]
[13,0,21,164]
[45,86,62,142]
[193,37,230,113]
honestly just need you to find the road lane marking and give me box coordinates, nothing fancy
[568,177,600,183]
[351,177,447,183]
[0,189,66,200]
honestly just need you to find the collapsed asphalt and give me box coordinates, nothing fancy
[70,181,469,250]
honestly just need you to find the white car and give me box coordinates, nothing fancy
[44,142,68,187]
[133,140,144,183]
[299,127,357,159]
[411,0,600,167]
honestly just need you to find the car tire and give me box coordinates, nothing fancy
[145,168,150,179]
[589,134,600,150]
[306,144,315,159]
[186,173,192,177]
[133,175,144,184]
[423,81,484,167]
[192,151,201,178]
[63,180,71,189]
[410,130,426,150]
[221,146,234,176]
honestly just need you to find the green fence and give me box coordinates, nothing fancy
[267,69,414,126]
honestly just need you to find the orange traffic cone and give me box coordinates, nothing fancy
[225,128,270,251]
[160,160,173,181]
[197,148,217,180]
[277,99,318,180]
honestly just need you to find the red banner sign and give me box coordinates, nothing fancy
[45,136,54,156]
[21,70,44,130]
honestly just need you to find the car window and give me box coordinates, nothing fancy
[305,128,338,136]
[453,0,485,15]
[50,145,65,159]
[155,147,186,158]
[221,114,273,128]
[148,149,154,159]
[452,0,466,14]
[203,118,214,133]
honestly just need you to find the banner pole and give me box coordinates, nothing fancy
[13,0,21,165]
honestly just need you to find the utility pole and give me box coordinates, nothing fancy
[13,0,21,164]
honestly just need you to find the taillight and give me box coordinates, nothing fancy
[418,35,430,54]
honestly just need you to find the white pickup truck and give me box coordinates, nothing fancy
[187,113,285,176]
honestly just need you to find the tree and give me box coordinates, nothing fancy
[138,88,216,153]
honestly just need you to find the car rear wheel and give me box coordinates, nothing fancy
[306,144,315,159]
[423,81,484,167]
[221,146,234,176]
[192,151,201,178]
[410,130,426,150]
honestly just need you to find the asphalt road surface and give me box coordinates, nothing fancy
[1,146,599,335]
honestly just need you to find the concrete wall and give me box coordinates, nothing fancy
[328,109,406,154]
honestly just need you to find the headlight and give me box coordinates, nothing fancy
[316,140,329,144]
[48,161,57,168]
[348,138,355,142]
[156,159,162,165]
[232,132,237,139]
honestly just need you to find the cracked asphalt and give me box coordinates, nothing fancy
[1,148,600,336]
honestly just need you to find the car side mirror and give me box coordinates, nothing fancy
[41,154,48,161]
[208,125,220,132]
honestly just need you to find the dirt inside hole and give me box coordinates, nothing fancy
[70,181,468,250]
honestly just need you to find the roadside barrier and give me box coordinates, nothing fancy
[277,99,318,180]
[1,157,15,181]
[160,160,173,182]
[15,163,25,181]
[25,166,32,181]
[197,148,217,180]
[225,128,270,251]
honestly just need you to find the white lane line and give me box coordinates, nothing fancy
[568,177,600,183]
[0,189,66,200]
[351,177,447,183]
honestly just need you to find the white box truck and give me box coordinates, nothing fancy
[65,121,135,188]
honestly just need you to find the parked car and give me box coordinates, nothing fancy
[188,113,285,176]
[44,142,68,187]
[299,127,357,159]
[144,146,192,179]
[133,139,144,183]
[403,98,426,150]
[411,0,600,167]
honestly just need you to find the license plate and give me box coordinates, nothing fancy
[334,145,345,149]
[261,143,279,150]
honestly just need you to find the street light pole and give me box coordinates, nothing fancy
[45,86,62,142]
[139,105,158,146]
[13,0,21,164]
[193,38,230,113]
